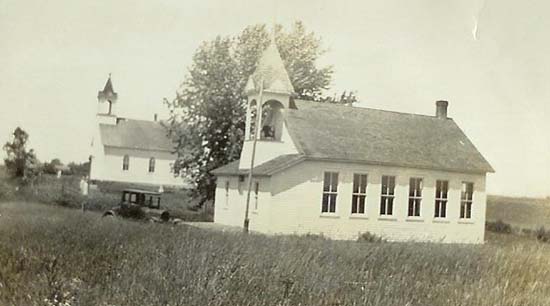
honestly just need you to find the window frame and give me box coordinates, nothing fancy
[253,181,259,210]
[408,177,423,217]
[380,175,396,216]
[224,180,230,207]
[460,182,474,219]
[321,171,339,214]
[122,155,130,171]
[351,173,368,215]
[148,157,156,173]
[434,180,449,219]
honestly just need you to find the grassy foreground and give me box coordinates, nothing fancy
[1,202,549,306]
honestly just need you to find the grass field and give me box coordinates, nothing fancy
[1,201,550,306]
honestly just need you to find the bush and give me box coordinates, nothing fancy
[535,226,550,243]
[486,220,512,234]
[303,233,327,240]
[0,181,15,201]
[357,231,385,242]
[521,228,533,236]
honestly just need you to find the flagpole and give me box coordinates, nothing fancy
[244,78,263,233]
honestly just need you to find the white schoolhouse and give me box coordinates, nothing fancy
[212,41,494,243]
[89,76,184,188]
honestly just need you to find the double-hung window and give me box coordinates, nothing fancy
[434,180,448,218]
[351,174,367,214]
[254,182,259,210]
[408,178,423,217]
[322,172,339,213]
[380,176,395,215]
[122,155,130,171]
[224,180,230,207]
[460,182,474,219]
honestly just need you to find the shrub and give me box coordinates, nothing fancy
[486,220,512,234]
[303,233,327,240]
[0,181,14,201]
[535,226,550,243]
[357,231,385,242]
[521,228,533,236]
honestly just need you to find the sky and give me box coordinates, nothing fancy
[1,0,549,197]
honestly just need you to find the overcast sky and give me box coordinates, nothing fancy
[1,0,549,197]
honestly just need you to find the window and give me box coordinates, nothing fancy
[238,175,244,193]
[148,157,155,173]
[122,155,129,171]
[322,172,338,213]
[254,182,259,210]
[408,178,423,217]
[351,174,367,214]
[225,180,230,206]
[380,176,395,215]
[460,182,474,219]
[434,180,449,218]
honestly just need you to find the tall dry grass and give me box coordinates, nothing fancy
[1,202,549,306]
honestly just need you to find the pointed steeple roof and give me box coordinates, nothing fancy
[245,38,294,95]
[103,75,114,94]
[98,74,118,103]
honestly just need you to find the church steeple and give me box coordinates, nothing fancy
[97,74,118,116]
[238,32,300,170]
[244,38,294,96]
[243,36,294,141]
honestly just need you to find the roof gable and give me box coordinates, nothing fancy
[284,100,494,174]
[99,119,173,152]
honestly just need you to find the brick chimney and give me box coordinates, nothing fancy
[436,100,448,119]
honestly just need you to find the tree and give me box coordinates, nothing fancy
[166,22,335,205]
[3,127,41,184]
[319,90,358,105]
[44,158,62,175]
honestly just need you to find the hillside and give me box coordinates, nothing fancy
[487,195,550,230]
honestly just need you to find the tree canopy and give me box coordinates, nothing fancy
[166,22,336,204]
[3,127,41,184]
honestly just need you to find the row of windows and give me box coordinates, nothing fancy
[322,172,474,219]
[122,155,156,173]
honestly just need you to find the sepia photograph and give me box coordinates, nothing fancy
[1,0,549,305]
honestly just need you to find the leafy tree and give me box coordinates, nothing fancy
[44,158,62,175]
[166,22,335,205]
[3,127,41,184]
[67,161,90,176]
[319,90,358,105]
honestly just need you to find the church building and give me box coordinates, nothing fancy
[211,40,494,243]
[89,76,184,188]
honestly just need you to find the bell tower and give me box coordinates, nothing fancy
[97,74,118,125]
[239,38,299,169]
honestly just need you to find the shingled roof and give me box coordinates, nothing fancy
[285,100,494,174]
[212,154,305,176]
[212,100,493,177]
[99,119,173,152]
